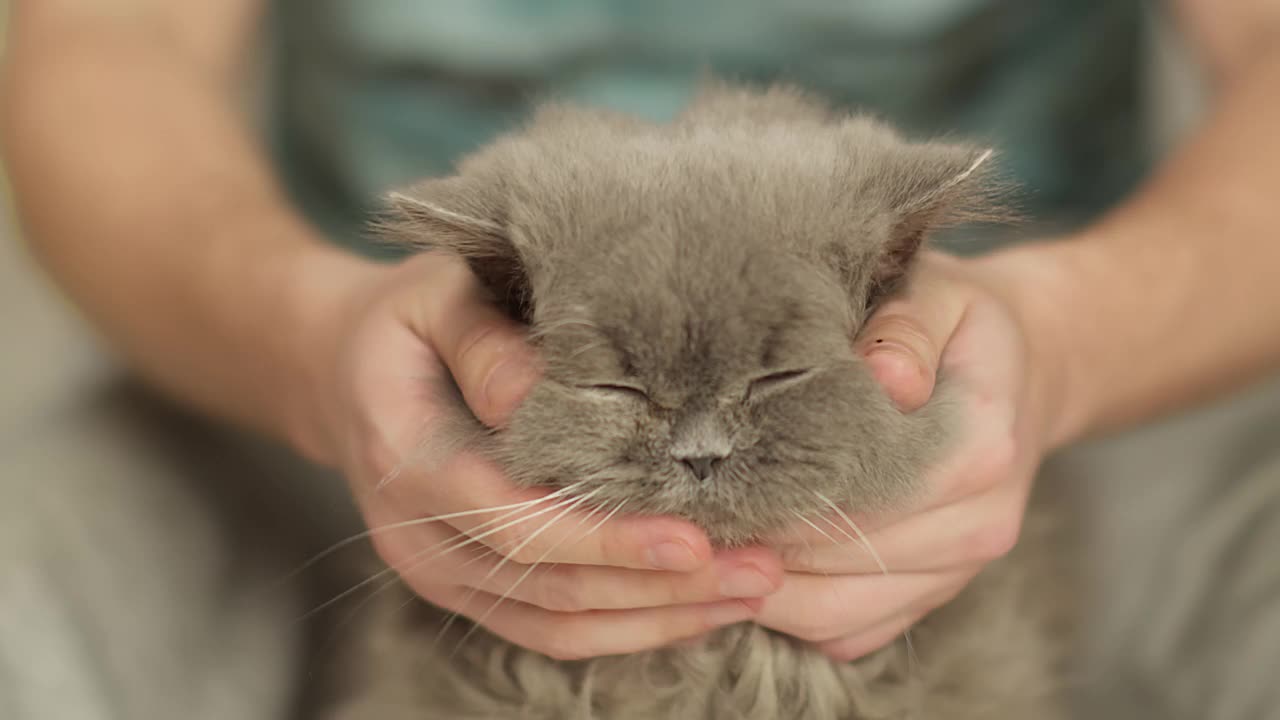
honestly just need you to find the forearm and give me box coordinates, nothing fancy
[993,47,1280,447]
[2,14,382,449]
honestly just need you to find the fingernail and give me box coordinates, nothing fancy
[483,358,535,416]
[864,339,916,362]
[647,540,701,572]
[863,344,932,411]
[718,565,776,598]
[704,600,758,626]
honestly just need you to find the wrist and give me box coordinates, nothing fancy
[260,235,391,467]
[969,240,1097,451]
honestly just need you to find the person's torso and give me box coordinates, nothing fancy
[266,0,1153,253]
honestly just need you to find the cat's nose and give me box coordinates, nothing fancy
[680,455,722,481]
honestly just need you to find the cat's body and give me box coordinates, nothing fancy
[324,84,1068,719]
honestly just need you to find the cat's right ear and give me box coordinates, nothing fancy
[868,144,996,294]
[385,177,506,243]
[380,178,533,323]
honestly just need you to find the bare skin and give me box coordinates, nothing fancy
[5,0,1280,662]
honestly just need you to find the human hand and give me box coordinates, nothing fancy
[306,252,784,660]
[755,250,1065,661]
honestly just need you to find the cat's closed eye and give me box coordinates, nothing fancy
[580,382,651,401]
[745,369,815,402]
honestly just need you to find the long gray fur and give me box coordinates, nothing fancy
[327,82,1066,720]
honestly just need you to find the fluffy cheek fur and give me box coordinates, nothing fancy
[497,361,951,547]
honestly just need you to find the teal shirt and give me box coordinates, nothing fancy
[267,0,1152,254]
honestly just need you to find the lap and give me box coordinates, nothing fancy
[4,371,1278,720]
[1062,374,1280,720]
[0,379,356,720]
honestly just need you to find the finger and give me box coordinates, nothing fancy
[931,293,1028,435]
[419,261,539,427]
[438,547,783,612]
[776,483,1028,574]
[855,254,969,411]
[815,605,932,662]
[433,586,762,660]
[756,568,970,643]
[423,450,718,572]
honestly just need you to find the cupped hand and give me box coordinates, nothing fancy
[311,252,783,660]
[757,250,1065,661]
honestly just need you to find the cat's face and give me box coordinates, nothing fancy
[502,249,912,546]
[383,84,994,545]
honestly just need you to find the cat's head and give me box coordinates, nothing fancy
[382,86,998,546]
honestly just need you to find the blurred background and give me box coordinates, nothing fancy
[0,2,116,440]
[3,3,1279,720]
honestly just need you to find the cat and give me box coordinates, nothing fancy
[321,83,1069,719]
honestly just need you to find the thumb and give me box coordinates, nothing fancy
[855,273,967,412]
[424,268,540,428]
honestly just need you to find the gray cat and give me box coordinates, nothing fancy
[324,83,1068,719]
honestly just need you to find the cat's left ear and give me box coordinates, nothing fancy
[381,177,533,322]
[868,144,997,301]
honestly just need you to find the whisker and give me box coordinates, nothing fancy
[292,489,590,624]
[812,492,889,576]
[291,534,468,626]
[790,510,841,549]
[456,535,523,570]
[789,510,837,568]
[313,543,505,662]
[272,485,584,591]
[432,486,601,650]
[789,510,844,614]
[450,489,609,653]
[373,415,439,491]
[578,498,627,545]
[499,497,627,606]
[810,491,920,684]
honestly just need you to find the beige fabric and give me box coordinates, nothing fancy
[0,226,356,719]
[1062,374,1280,720]
[0,385,298,720]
